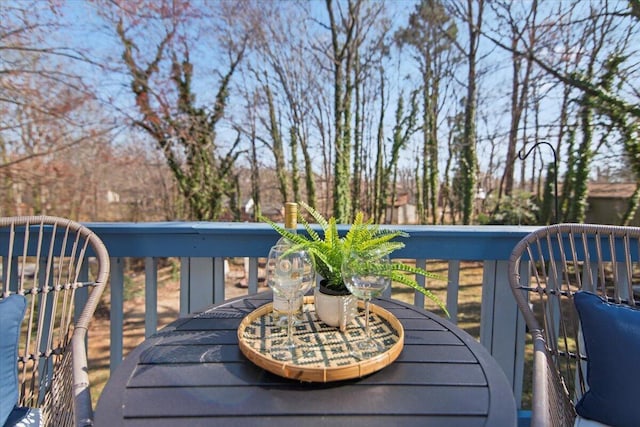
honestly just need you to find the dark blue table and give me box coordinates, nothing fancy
[95,291,517,427]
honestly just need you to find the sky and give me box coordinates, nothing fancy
[11,0,640,184]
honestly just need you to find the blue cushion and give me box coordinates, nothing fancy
[574,291,640,427]
[4,406,41,427]
[0,295,27,426]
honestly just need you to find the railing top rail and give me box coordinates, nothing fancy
[79,222,538,260]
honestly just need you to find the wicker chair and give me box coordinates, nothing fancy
[0,216,110,427]
[508,223,640,427]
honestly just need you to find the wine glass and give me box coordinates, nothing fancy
[341,250,391,358]
[266,244,315,361]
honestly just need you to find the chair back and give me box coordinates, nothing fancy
[508,223,640,427]
[0,216,109,427]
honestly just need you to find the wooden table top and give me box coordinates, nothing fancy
[94,292,517,427]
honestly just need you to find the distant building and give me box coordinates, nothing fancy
[385,193,417,224]
[586,182,640,226]
[242,198,283,222]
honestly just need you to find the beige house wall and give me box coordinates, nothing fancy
[586,197,640,226]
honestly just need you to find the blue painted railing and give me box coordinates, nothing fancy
[86,222,537,418]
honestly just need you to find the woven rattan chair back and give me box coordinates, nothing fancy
[0,216,109,427]
[508,223,640,427]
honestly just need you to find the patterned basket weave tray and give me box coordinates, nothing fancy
[237,296,404,382]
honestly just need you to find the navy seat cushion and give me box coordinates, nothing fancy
[574,291,640,427]
[0,294,27,426]
[4,406,42,427]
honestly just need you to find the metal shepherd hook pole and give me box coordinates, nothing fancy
[518,141,559,224]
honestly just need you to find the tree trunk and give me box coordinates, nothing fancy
[460,0,482,225]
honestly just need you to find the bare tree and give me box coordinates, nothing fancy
[107,0,251,220]
[396,0,459,224]
[490,1,538,199]
[483,1,640,224]
[320,0,389,221]
[445,0,484,224]
[240,2,319,210]
[0,1,118,217]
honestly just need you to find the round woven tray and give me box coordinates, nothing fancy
[237,296,404,382]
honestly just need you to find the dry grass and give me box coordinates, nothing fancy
[87,259,522,408]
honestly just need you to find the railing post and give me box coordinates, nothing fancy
[480,259,526,407]
[214,257,225,303]
[180,257,215,313]
[109,257,124,371]
[248,257,259,294]
[446,260,461,323]
[144,257,158,337]
[179,257,189,317]
[414,259,426,307]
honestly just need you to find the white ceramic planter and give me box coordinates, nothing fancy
[314,287,357,332]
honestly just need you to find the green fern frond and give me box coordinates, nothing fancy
[326,217,339,249]
[360,234,404,249]
[299,216,322,243]
[389,268,449,316]
[262,202,449,316]
[259,215,302,244]
[300,201,329,230]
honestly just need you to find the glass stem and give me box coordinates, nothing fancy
[364,299,371,340]
[286,296,294,345]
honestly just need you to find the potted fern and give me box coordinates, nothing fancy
[263,202,448,329]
